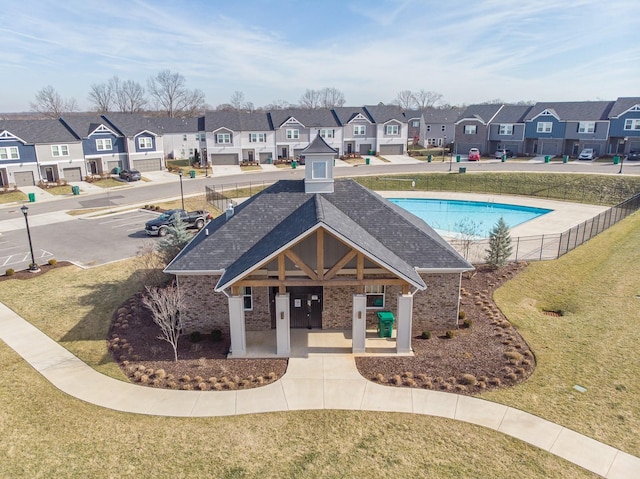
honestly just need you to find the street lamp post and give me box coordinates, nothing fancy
[618,155,624,174]
[442,135,446,162]
[178,170,185,210]
[20,205,39,272]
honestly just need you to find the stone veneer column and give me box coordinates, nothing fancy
[396,294,414,354]
[275,293,290,357]
[228,296,246,357]
[352,294,367,353]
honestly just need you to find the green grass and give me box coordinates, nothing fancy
[0,190,28,203]
[89,178,126,188]
[484,211,640,456]
[42,185,74,195]
[356,172,640,205]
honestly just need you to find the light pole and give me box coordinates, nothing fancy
[618,154,625,174]
[20,205,39,272]
[442,135,446,162]
[178,170,185,210]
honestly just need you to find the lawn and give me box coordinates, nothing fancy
[484,211,640,456]
[0,190,28,204]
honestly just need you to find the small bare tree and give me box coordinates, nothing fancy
[319,87,346,108]
[88,82,114,113]
[135,242,170,289]
[31,85,78,118]
[413,90,443,109]
[454,218,483,261]
[116,78,147,113]
[299,89,322,109]
[147,70,205,117]
[142,283,185,361]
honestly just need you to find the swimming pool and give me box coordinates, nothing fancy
[389,198,552,238]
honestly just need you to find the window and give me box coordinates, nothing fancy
[499,124,513,135]
[365,285,385,308]
[0,146,19,160]
[249,133,267,142]
[51,144,69,156]
[242,287,252,310]
[624,119,640,130]
[312,161,327,179]
[386,124,399,135]
[578,122,595,133]
[536,122,552,133]
[353,125,366,135]
[426,125,431,132]
[412,120,419,127]
[138,137,153,149]
[183,134,188,141]
[464,125,477,135]
[441,125,446,132]
[216,133,231,144]
[319,129,334,138]
[95,138,112,151]
[286,129,299,139]
[197,133,206,141]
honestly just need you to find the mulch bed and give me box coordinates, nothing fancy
[0,261,72,281]
[356,262,535,394]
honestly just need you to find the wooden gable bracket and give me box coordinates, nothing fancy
[284,249,317,280]
[324,249,358,280]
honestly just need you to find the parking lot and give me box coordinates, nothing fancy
[0,209,165,275]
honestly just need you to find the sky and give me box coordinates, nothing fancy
[2,0,638,112]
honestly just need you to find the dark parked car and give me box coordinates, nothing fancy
[119,169,141,181]
[626,150,640,161]
[494,149,514,159]
[145,209,211,236]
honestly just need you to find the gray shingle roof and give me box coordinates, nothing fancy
[0,119,79,143]
[456,104,503,124]
[301,134,337,154]
[269,108,340,128]
[332,107,373,125]
[166,179,472,290]
[153,117,200,134]
[203,111,272,132]
[525,101,614,121]
[60,115,121,138]
[492,105,533,123]
[421,107,462,123]
[363,105,406,123]
[609,97,640,118]
[102,113,163,137]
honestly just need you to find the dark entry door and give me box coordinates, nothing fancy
[288,286,323,329]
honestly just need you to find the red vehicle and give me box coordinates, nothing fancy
[468,148,481,161]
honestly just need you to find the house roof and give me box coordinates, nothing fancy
[60,115,121,138]
[363,105,406,123]
[332,107,374,125]
[421,107,461,123]
[456,104,503,124]
[102,113,163,137]
[301,134,338,154]
[0,119,79,144]
[268,108,340,128]
[153,117,200,134]
[203,111,272,132]
[166,179,473,290]
[524,101,614,121]
[491,105,533,123]
[609,97,640,118]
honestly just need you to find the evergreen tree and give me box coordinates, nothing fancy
[156,214,193,264]
[485,217,513,268]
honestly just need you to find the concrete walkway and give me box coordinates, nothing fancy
[0,302,637,478]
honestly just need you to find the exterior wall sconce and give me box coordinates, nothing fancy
[357,311,362,319]
[280,311,284,320]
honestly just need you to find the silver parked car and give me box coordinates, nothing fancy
[578,148,596,160]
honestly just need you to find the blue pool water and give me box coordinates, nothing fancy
[390,198,552,238]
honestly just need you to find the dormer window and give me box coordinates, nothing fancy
[138,137,153,149]
[216,133,231,144]
[286,129,299,139]
[96,138,112,151]
[386,124,399,135]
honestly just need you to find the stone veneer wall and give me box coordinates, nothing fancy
[413,272,461,332]
[244,286,271,331]
[177,275,229,334]
[322,284,356,329]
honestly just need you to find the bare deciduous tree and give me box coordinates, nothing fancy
[393,90,416,110]
[299,89,322,109]
[88,82,114,113]
[264,99,291,110]
[230,91,245,110]
[147,70,205,117]
[135,242,170,289]
[142,283,185,362]
[320,87,346,108]
[30,85,77,118]
[116,78,147,113]
[413,90,443,109]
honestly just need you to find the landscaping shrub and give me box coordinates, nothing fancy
[463,319,473,328]
[5,268,15,276]
[189,331,203,343]
[421,331,431,339]
[459,374,478,386]
[445,330,455,339]
[458,310,466,320]
[211,329,223,342]
[47,258,57,266]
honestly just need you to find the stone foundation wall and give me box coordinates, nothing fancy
[177,276,229,335]
[412,272,461,332]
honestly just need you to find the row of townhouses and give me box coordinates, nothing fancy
[0,99,638,187]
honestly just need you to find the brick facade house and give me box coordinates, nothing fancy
[166,135,473,357]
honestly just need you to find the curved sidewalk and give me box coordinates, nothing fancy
[0,303,637,479]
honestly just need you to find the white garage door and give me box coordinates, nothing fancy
[210,153,238,165]
[132,158,163,172]
[259,152,272,163]
[14,171,35,187]
[107,160,122,172]
[540,142,561,156]
[379,144,404,155]
[63,167,82,182]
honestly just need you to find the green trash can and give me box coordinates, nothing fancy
[365,157,370,165]
[114,166,121,175]
[427,154,432,163]
[613,155,620,165]
[376,311,395,338]
[291,160,297,169]
[502,154,507,162]
[456,155,461,162]
[563,155,569,163]
[459,167,466,174]
[189,170,196,178]
[72,185,80,195]
[28,192,36,203]
[267,157,272,164]
[368,150,375,156]
[544,155,551,163]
